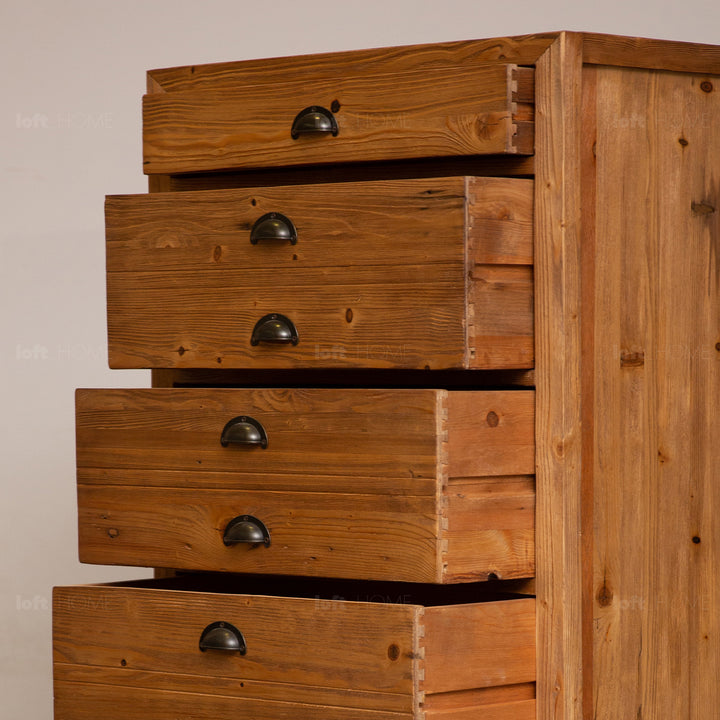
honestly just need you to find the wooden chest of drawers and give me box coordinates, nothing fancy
[54,31,720,720]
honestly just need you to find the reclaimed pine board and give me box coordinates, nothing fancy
[590,64,720,720]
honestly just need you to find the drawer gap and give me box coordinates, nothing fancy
[153,368,536,390]
[157,155,535,192]
[110,573,534,607]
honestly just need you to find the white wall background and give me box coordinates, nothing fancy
[1,1,718,717]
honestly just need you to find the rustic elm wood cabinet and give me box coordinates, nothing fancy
[52,31,720,720]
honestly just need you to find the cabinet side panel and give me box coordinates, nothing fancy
[534,33,586,720]
[592,66,720,719]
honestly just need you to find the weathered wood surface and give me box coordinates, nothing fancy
[423,598,536,693]
[53,585,419,693]
[54,584,535,718]
[590,64,720,720]
[583,32,720,74]
[106,177,533,370]
[146,36,553,93]
[533,32,585,720]
[76,388,535,582]
[143,64,533,174]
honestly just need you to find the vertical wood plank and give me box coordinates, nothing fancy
[579,63,598,720]
[592,65,720,720]
[534,32,586,720]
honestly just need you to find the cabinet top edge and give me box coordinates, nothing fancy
[145,31,720,95]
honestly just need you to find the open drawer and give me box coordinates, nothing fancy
[143,56,534,174]
[106,176,534,371]
[53,574,536,719]
[76,387,535,583]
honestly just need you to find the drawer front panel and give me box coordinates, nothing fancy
[76,388,535,582]
[143,64,533,174]
[53,581,536,717]
[77,485,440,582]
[106,177,534,370]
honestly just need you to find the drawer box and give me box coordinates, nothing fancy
[143,60,533,174]
[76,387,535,583]
[53,575,536,719]
[106,176,534,370]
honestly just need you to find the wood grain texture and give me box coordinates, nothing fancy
[446,390,535,477]
[422,682,535,712]
[76,387,442,490]
[146,35,555,94]
[443,478,535,582]
[76,388,533,488]
[54,664,412,712]
[77,485,440,581]
[533,32,585,720]
[422,598,536,692]
[107,179,468,273]
[53,585,419,695]
[75,388,535,583]
[143,64,532,174]
[591,65,720,720]
[582,32,720,74]
[468,265,534,368]
[106,177,534,370]
[424,699,535,720]
[467,177,534,264]
[53,583,535,718]
[54,683,411,720]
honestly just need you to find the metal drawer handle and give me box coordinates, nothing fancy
[220,416,268,448]
[250,212,297,245]
[291,105,338,139]
[251,313,298,346]
[223,515,271,547]
[199,621,247,654]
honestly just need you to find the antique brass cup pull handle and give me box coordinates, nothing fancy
[291,105,338,138]
[220,416,268,449]
[199,621,247,654]
[250,313,299,346]
[250,212,297,245]
[223,515,271,547]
